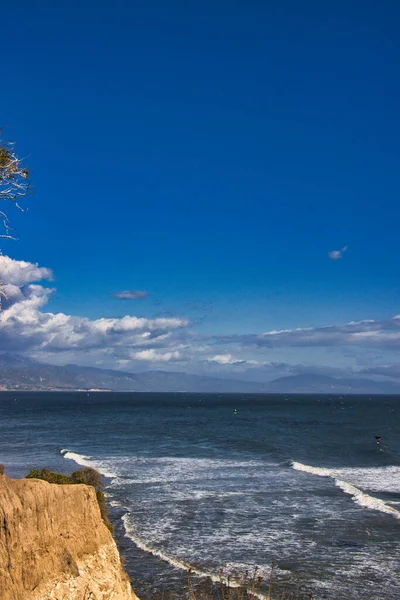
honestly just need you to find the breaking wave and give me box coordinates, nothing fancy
[292,461,400,519]
[60,449,118,479]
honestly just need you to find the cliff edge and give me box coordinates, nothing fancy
[0,474,138,600]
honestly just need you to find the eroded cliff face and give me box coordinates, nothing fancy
[0,475,138,600]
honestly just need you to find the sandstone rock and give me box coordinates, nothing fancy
[0,475,138,600]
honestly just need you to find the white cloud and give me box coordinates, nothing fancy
[0,256,188,357]
[207,354,245,365]
[0,255,53,285]
[328,245,348,260]
[207,355,277,368]
[132,349,182,362]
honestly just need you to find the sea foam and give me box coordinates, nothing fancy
[292,461,400,519]
[121,513,270,600]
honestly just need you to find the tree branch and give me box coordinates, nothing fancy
[0,134,30,240]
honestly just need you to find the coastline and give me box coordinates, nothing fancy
[1,393,400,600]
[109,501,273,600]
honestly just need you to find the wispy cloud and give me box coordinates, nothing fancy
[114,290,149,299]
[328,245,348,260]
[357,364,400,379]
[215,317,400,349]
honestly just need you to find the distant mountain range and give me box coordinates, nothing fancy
[267,373,399,394]
[0,353,398,394]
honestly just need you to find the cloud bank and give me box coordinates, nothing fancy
[215,317,400,349]
[0,257,187,361]
[1,255,400,378]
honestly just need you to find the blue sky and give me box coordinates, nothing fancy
[1,1,400,381]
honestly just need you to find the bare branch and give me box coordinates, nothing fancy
[0,131,30,309]
[0,133,30,239]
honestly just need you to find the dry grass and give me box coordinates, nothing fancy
[147,565,329,600]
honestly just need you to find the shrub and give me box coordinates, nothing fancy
[70,467,103,489]
[26,468,74,485]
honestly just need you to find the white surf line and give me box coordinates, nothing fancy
[60,448,118,479]
[121,513,271,600]
[291,461,340,478]
[291,461,400,520]
[335,479,400,519]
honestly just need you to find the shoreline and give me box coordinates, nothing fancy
[108,499,312,600]
[110,504,273,600]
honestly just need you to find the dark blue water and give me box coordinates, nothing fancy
[0,392,399,600]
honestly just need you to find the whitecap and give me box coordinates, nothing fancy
[60,449,118,479]
[335,479,400,519]
[291,461,400,519]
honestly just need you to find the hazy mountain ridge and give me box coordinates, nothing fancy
[0,354,266,392]
[0,354,398,394]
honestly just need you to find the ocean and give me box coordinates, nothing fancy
[0,392,399,599]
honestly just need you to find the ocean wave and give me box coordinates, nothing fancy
[292,461,400,519]
[336,479,400,518]
[121,513,270,600]
[109,499,122,508]
[291,462,337,478]
[60,449,118,479]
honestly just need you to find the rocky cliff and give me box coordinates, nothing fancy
[0,474,138,600]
